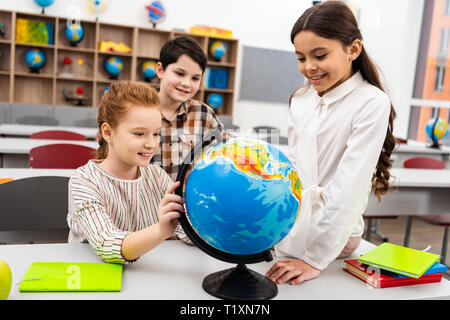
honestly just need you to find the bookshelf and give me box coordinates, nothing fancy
[0,10,238,116]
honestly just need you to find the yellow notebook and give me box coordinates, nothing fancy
[358,243,440,279]
[19,262,123,292]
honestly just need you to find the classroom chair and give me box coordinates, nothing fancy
[73,118,97,128]
[31,130,87,141]
[0,176,70,244]
[402,157,448,265]
[253,126,281,144]
[16,115,59,126]
[29,143,96,169]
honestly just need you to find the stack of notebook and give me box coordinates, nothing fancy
[343,242,447,288]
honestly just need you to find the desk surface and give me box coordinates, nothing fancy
[396,140,450,155]
[391,168,450,188]
[0,137,98,154]
[2,240,450,300]
[0,124,97,139]
[0,168,75,179]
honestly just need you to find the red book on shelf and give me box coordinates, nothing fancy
[343,259,442,288]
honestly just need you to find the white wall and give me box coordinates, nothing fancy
[1,0,424,137]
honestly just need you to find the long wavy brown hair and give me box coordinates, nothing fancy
[96,81,161,160]
[290,1,396,201]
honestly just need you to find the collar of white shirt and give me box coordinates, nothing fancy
[312,71,364,107]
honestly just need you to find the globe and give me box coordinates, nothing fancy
[141,60,157,81]
[209,40,226,61]
[87,0,108,15]
[176,133,301,299]
[206,93,223,111]
[25,49,46,73]
[65,22,84,46]
[426,118,449,148]
[185,137,301,254]
[104,56,123,79]
[146,1,166,27]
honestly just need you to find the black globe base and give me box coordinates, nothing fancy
[427,140,441,149]
[202,263,277,300]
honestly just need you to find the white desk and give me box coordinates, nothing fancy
[366,168,450,216]
[2,240,450,300]
[0,137,98,168]
[0,124,98,140]
[394,140,450,168]
[0,168,75,179]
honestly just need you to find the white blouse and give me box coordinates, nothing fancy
[275,72,391,270]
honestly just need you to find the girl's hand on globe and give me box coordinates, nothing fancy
[265,259,321,285]
[158,181,185,239]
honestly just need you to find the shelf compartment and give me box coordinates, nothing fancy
[203,90,234,116]
[14,45,54,75]
[0,42,11,72]
[55,78,93,107]
[13,75,53,104]
[97,53,132,82]
[56,49,95,79]
[136,28,171,58]
[57,18,96,50]
[207,38,238,65]
[15,13,55,46]
[0,10,13,41]
[0,74,10,101]
[98,23,134,54]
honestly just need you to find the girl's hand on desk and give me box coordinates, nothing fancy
[158,181,184,239]
[265,259,320,285]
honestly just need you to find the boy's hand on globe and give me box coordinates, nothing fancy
[265,259,320,285]
[158,181,184,239]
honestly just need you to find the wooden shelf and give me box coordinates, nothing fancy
[0,9,238,116]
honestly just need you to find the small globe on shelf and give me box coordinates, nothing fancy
[209,40,227,61]
[425,117,449,149]
[206,93,223,111]
[104,56,124,79]
[176,131,301,299]
[141,60,157,82]
[25,48,46,73]
[65,22,85,47]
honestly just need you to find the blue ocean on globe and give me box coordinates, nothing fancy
[65,23,84,46]
[25,49,45,70]
[206,93,223,110]
[185,138,301,255]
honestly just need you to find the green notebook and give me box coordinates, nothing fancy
[358,242,440,279]
[19,262,123,292]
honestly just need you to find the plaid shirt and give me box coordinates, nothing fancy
[150,99,226,182]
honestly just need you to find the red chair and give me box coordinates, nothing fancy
[402,157,448,265]
[29,144,96,169]
[31,130,87,141]
[403,157,445,169]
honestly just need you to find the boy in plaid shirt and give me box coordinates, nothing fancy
[151,36,226,181]
[151,37,227,243]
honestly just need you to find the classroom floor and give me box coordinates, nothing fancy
[364,216,450,279]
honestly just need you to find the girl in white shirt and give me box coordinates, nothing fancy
[266,1,396,285]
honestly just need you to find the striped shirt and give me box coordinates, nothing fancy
[150,99,226,181]
[67,160,174,264]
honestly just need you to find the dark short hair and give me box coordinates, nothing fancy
[159,36,207,72]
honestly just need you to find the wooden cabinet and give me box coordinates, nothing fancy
[0,10,238,116]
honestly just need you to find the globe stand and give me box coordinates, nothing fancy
[202,263,277,300]
[29,67,40,74]
[175,129,279,300]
